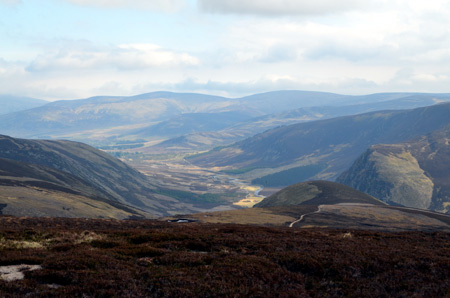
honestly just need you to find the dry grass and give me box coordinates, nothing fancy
[0,186,148,219]
[191,208,296,225]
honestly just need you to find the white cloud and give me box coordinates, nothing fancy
[26,43,199,72]
[65,0,185,12]
[3,0,450,101]
[198,0,368,16]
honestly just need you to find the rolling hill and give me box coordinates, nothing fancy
[0,90,350,142]
[337,125,450,212]
[176,180,450,231]
[254,181,385,208]
[0,92,237,141]
[147,93,450,153]
[132,111,254,138]
[188,102,450,182]
[2,91,448,147]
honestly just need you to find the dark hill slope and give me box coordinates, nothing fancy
[0,157,103,196]
[0,135,195,216]
[0,158,148,218]
[255,181,385,208]
[337,126,450,212]
[189,103,450,180]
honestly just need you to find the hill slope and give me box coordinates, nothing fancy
[133,111,253,138]
[189,102,450,181]
[0,158,149,218]
[181,180,450,231]
[337,126,450,212]
[146,93,450,153]
[0,135,208,217]
[254,181,385,208]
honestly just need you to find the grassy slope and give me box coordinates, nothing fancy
[255,181,385,208]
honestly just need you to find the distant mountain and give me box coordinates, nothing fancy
[0,95,47,115]
[189,102,450,181]
[133,111,254,138]
[254,180,385,208]
[3,90,446,145]
[0,135,209,217]
[0,92,239,140]
[337,126,450,212]
[147,93,450,154]
[0,90,351,141]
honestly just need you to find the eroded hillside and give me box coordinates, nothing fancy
[338,126,450,212]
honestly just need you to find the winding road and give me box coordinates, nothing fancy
[289,205,323,228]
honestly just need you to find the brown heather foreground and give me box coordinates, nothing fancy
[1,216,450,297]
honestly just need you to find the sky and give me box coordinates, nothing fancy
[0,0,450,101]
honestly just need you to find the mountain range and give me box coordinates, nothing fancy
[1,91,449,148]
[148,93,450,153]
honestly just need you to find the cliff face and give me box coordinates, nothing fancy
[337,126,450,212]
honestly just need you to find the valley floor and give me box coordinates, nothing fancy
[125,153,268,210]
[1,216,450,297]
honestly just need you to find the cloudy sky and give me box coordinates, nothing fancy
[1,0,450,100]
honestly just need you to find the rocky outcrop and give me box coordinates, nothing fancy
[338,126,450,212]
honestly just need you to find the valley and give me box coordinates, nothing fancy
[125,152,267,209]
[3,90,450,220]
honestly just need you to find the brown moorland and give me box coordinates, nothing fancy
[1,216,450,297]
